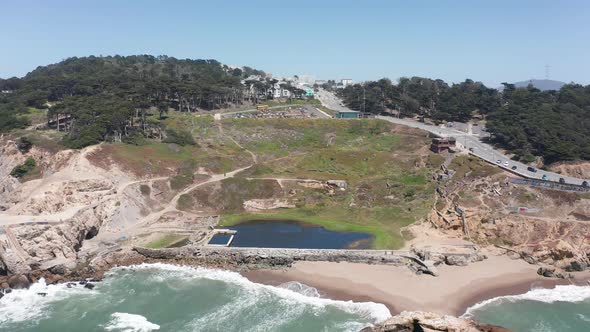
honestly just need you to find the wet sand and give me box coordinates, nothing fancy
[244,253,590,316]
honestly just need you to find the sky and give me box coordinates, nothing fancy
[1,0,589,87]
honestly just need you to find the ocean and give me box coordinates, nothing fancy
[0,263,390,332]
[465,284,590,332]
[2,264,589,332]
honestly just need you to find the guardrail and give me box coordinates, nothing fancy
[509,178,590,192]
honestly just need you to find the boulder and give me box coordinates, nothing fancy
[445,255,469,266]
[565,260,588,272]
[326,180,348,189]
[537,266,555,278]
[49,264,70,275]
[7,274,30,289]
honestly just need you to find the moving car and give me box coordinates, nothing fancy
[503,161,509,167]
[527,166,537,172]
[511,165,517,170]
[559,178,566,184]
[542,174,548,180]
[496,160,501,164]
[583,181,589,187]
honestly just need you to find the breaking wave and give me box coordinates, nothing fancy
[0,278,91,324]
[120,263,391,323]
[104,312,160,332]
[463,284,590,317]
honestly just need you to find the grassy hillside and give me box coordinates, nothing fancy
[179,118,439,249]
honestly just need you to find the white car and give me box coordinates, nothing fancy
[503,161,509,167]
[496,160,501,164]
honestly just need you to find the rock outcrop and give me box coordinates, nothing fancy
[431,160,590,272]
[243,198,296,211]
[363,311,511,332]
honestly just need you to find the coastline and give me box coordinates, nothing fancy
[243,253,590,317]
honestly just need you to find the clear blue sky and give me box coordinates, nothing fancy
[1,0,589,87]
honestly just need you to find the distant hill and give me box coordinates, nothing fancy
[512,79,566,91]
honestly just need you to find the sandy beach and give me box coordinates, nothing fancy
[244,253,590,316]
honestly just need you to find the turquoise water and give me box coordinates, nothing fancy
[0,264,390,332]
[465,285,590,332]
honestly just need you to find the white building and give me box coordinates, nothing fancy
[267,82,291,98]
[341,79,353,88]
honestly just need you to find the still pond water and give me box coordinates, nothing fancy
[208,220,373,249]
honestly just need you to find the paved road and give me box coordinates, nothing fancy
[316,89,589,186]
[316,88,352,113]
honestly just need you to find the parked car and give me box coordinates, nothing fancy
[527,166,537,172]
[583,181,589,187]
[511,165,517,170]
[542,174,548,180]
[503,161,509,167]
[559,178,566,184]
[496,160,501,164]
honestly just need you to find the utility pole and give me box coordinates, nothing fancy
[362,84,366,113]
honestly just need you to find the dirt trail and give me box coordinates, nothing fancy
[215,120,257,164]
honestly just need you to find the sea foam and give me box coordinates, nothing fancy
[463,284,590,318]
[0,278,91,324]
[104,312,160,332]
[117,263,392,323]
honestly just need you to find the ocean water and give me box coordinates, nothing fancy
[0,263,390,332]
[464,285,590,332]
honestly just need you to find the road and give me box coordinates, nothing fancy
[316,89,589,186]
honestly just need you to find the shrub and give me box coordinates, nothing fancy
[10,157,36,178]
[163,129,197,146]
[139,184,151,196]
[17,136,33,153]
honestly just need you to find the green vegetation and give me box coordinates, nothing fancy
[448,155,501,181]
[339,78,499,122]
[145,234,188,249]
[0,55,266,146]
[175,119,437,249]
[10,157,37,178]
[487,84,590,163]
[339,78,590,163]
[93,137,247,178]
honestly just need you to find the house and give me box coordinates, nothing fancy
[430,138,456,153]
[341,79,352,88]
[336,111,360,119]
[267,82,292,99]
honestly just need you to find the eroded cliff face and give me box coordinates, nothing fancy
[431,158,590,273]
[0,140,165,275]
[0,141,28,209]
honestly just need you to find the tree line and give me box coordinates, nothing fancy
[337,78,590,164]
[0,55,271,147]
